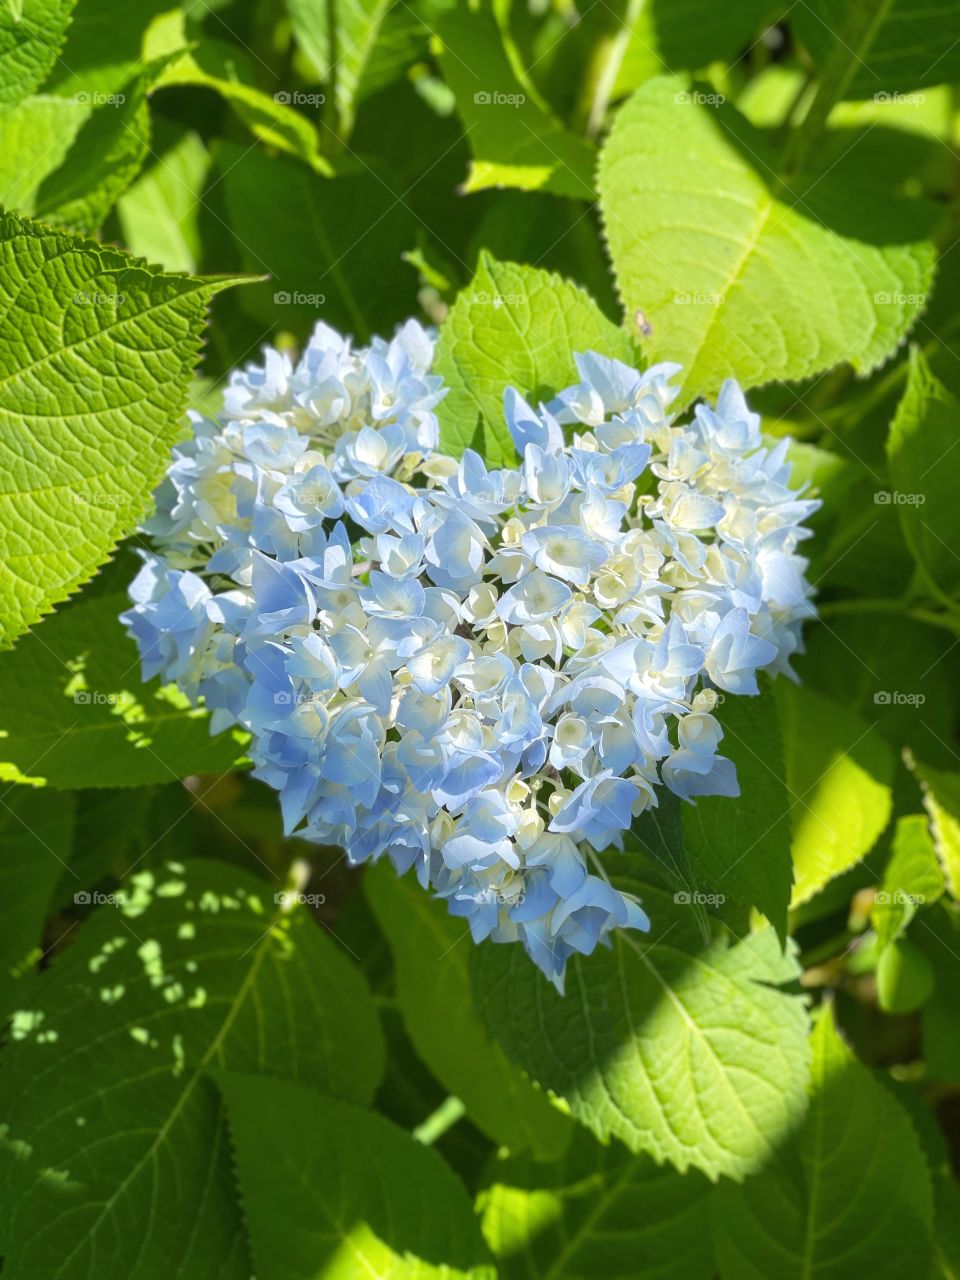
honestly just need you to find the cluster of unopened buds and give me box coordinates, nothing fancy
[124,318,818,988]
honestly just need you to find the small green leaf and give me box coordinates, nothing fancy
[0,591,249,788]
[221,1072,493,1279]
[888,348,960,605]
[117,130,209,273]
[472,874,810,1181]
[436,254,636,465]
[0,860,384,1279]
[912,759,960,901]
[715,1005,935,1280]
[287,0,392,140]
[437,6,595,198]
[478,1128,715,1280]
[365,863,572,1160]
[0,210,249,645]
[598,74,936,401]
[872,813,944,951]
[776,683,894,906]
[876,936,935,1012]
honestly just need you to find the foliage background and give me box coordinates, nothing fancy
[1,0,960,1276]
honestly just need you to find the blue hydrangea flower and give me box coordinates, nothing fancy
[122,318,818,991]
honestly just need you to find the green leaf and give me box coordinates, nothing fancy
[888,348,960,605]
[221,1072,493,1280]
[776,683,894,906]
[153,29,332,176]
[478,1128,716,1280]
[793,0,960,99]
[0,95,87,211]
[598,74,936,402]
[872,813,944,951]
[876,935,935,1012]
[0,787,74,1017]
[365,863,572,1160]
[0,0,74,106]
[216,140,415,345]
[683,688,793,936]
[437,6,595,198]
[916,901,960,1081]
[472,876,810,1181]
[0,859,384,1278]
[117,130,209,273]
[912,760,960,900]
[287,0,392,139]
[0,591,249,788]
[32,70,151,232]
[0,210,247,645]
[715,1004,935,1280]
[436,254,636,465]
[44,0,168,98]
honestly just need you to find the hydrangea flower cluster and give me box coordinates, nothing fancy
[123,318,818,988]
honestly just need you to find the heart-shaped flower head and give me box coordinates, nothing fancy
[123,319,818,990]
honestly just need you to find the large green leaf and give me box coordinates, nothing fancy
[598,74,935,401]
[793,0,960,99]
[472,873,810,1181]
[888,348,960,605]
[0,0,75,106]
[0,211,247,646]
[0,859,384,1278]
[776,683,894,906]
[0,591,249,788]
[916,901,960,1081]
[437,6,595,198]
[715,1005,934,1279]
[683,689,793,936]
[216,141,415,344]
[365,864,571,1160]
[0,788,74,1017]
[222,1072,492,1279]
[478,1128,715,1280]
[436,254,636,465]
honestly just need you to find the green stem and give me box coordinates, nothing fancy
[412,1096,466,1145]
